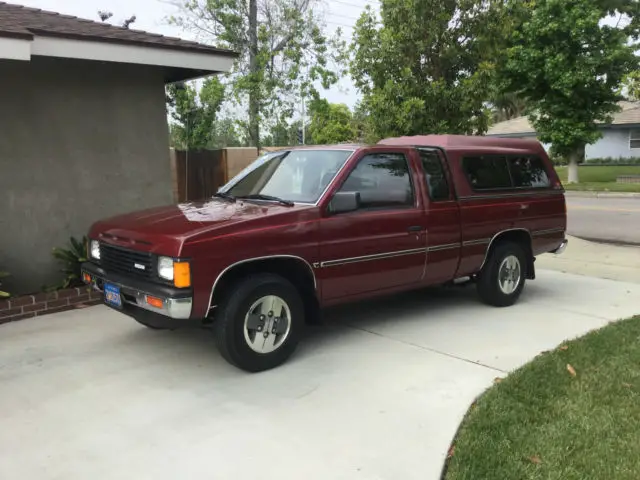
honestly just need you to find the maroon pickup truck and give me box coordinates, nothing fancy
[82,135,567,372]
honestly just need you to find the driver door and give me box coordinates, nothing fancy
[318,151,426,301]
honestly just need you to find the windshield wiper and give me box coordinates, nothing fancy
[237,194,294,207]
[213,191,236,202]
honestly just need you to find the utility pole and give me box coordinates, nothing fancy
[301,87,306,145]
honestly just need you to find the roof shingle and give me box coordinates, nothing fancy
[0,2,236,56]
[487,101,640,136]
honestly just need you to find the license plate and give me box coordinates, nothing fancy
[104,283,122,308]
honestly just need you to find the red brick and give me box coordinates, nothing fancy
[0,312,35,324]
[0,307,22,319]
[46,299,69,309]
[73,299,102,309]
[57,289,79,299]
[23,302,47,313]
[88,289,102,300]
[68,294,90,305]
[0,299,10,311]
[9,295,34,307]
[43,305,74,315]
[33,291,58,303]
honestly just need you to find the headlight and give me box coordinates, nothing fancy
[158,257,191,288]
[90,240,101,260]
[158,256,174,281]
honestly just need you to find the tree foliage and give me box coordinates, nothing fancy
[622,70,640,100]
[498,0,640,181]
[166,78,226,149]
[350,0,514,139]
[307,98,356,144]
[169,0,346,149]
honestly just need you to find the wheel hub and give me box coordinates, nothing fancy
[498,255,521,295]
[243,295,291,354]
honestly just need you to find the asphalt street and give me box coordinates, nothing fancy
[567,195,640,246]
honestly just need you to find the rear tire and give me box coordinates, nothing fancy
[214,273,304,372]
[477,241,527,307]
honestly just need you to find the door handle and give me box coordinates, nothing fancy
[408,225,423,232]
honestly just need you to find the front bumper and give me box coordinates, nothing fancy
[81,262,193,320]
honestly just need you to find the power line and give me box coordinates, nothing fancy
[324,19,355,29]
[326,10,362,21]
[325,0,379,7]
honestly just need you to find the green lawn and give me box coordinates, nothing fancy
[555,166,640,192]
[445,315,640,480]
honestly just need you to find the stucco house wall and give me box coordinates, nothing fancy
[0,57,173,293]
[585,128,640,160]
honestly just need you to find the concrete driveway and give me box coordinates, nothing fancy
[1,270,639,480]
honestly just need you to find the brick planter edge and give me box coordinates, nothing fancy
[0,287,102,325]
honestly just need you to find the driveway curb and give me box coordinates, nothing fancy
[565,191,640,199]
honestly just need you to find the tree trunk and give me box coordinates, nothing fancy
[248,0,260,150]
[567,149,580,184]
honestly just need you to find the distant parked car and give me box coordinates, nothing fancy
[82,135,568,372]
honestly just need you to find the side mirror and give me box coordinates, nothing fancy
[329,191,360,214]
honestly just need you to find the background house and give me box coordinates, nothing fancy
[0,2,236,293]
[486,101,640,161]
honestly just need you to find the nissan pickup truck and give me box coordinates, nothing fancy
[82,134,568,372]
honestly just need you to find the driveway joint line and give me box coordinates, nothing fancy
[343,323,507,373]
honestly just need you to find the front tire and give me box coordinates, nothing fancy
[214,273,304,372]
[477,242,527,307]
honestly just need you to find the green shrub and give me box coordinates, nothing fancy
[0,270,9,298]
[584,156,640,165]
[51,236,88,289]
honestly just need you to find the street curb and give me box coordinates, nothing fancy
[565,191,640,199]
[572,235,640,248]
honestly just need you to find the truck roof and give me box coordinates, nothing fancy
[377,134,544,153]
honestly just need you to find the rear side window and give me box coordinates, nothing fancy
[508,156,550,188]
[338,153,414,209]
[419,150,450,201]
[462,156,512,190]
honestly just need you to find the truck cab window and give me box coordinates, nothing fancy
[508,156,551,188]
[419,150,450,201]
[462,156,512,190]
[339,153,414,209]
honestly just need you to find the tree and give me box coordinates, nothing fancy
[351,101,379,144]
[166,78,225,149]
[122,15,137,29]
[98,10,136,28]
[169,0,346,149]
[307,98,357,144]
[350,0,514,139]
[498,0,639,183]
[622,70,640,101]
[490,92,528,123]
[98,10,113,22]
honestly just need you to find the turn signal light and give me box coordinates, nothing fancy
[82,272,92,284]
[174,262,191,288]
[145,295,164,309]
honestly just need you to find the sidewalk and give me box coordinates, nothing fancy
[537,235,640,284]
[565,191,640,199]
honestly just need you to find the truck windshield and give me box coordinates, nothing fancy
[220,149,353,204]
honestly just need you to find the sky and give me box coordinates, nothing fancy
[14,0,376,110]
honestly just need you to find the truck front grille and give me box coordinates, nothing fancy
[100,243,154,280]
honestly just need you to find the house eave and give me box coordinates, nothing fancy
[0,34,236,81]
[485,131,538,138]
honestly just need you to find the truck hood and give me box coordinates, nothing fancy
[89,198,309,255]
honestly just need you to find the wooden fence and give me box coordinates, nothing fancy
[170,147,258,203]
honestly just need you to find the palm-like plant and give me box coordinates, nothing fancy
[52,236,88,289]
[491,92,528,123]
